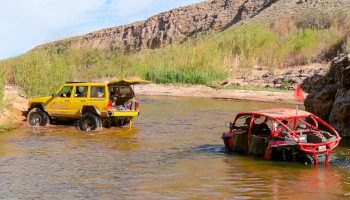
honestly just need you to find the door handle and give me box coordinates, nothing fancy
[81,100,86,102]
[65,100,70,102]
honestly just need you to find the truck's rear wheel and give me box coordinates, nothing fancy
[102,118,112,128]
[116,117,129,126]
[79,113,101,132]
[27,108,49,126]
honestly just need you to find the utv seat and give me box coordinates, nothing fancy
[249,134,270,155]
[232,131,248,153]
[252,123,271,136]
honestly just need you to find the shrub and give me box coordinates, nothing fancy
[0,69,5,112]
[296,10,332,29]
[344,38,350,54]
[145,68,227,84]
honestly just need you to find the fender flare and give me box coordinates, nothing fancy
[29,103,48,113]
[80,106,101,116]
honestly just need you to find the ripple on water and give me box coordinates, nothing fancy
[0,97,350,199]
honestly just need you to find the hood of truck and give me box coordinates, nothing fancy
[29,96,52,104]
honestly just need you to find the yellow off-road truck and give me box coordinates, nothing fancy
[27,80,149,131]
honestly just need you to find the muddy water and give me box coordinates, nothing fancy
[1,97,350,199]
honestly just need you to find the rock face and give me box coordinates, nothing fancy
[222,65,327,90]
[37,0,280,52]
[302,54,350,136]
[35,0,350,53]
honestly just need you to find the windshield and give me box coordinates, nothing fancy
[109,86,134,97]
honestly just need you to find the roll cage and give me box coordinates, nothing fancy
[229,108,341,165]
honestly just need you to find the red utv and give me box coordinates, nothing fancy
[222,108,341,165]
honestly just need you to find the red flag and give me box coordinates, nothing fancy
[294,85,304,101]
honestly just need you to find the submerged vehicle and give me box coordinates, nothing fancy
[27,79,150,131]
[222,108,341,165]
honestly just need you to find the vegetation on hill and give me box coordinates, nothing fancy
[0,15,350,98]
[0,69,5,111]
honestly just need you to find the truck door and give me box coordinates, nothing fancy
[46,85,74,117]
[70,85,89,117]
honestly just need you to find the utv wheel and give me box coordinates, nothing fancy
[304,155,315,165]
[27,108,49,126]
[79,113,101,132]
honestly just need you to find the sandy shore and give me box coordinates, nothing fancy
[137,84,296,104]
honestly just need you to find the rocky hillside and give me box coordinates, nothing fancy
[36,0,350,53]
[302,54,350,136]
[37,0,274,52]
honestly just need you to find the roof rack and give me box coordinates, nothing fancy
[65,81,87,84]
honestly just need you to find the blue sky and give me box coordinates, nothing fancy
[0,0,203,60]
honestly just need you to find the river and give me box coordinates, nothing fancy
[0,96,350,199]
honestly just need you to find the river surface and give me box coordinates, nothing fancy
[1,96,350,199]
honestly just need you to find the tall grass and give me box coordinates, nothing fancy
[3,51,74,97]
[0,68,5,112]
[1,19,349,98]
[344,38,350,53]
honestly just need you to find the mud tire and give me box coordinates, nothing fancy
[116,117,129,126]
[27,108,49,126]
[79,113,101,132]
[102,118,112,129]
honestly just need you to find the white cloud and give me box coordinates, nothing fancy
[0,0,104,59]
[0,0,203,60]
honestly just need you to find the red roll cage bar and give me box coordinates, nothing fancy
[231,108,341,165]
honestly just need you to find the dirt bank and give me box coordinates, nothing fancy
[137,84,296,103]
[0,86,28,130]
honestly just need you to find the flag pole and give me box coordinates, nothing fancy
[296,99,298,116]
[294,85,304,116]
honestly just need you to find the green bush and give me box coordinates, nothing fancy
[145,68,227,84]
[0,68,5,112]
[10,51,73,97]
[344,38,350,53]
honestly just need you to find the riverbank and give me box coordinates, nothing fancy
[0,86,28,131]
[0,84,298,130]
[138,84,296,104]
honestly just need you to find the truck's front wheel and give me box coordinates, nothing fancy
[27,108,49,126]
[79,113,101,132]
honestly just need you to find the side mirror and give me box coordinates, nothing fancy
[52,94,58,98]
[225,121,232,128]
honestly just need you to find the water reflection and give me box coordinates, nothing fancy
[0,96,349,199]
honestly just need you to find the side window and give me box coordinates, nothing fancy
[109,86,133,99]
[234,115,251,127]
[90,86,105,98]
[119,86,132,95]
[74,86,88,98]
[273,119,290,132]
[253,115,265,124]
[57,86,73,98]
[266,119,274,130]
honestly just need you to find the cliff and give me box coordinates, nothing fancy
[302,54,350,136]
[37,0,275,52]
[36,0,350,53]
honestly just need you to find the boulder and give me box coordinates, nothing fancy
[303,54,350,136]
[311,84,336,120]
